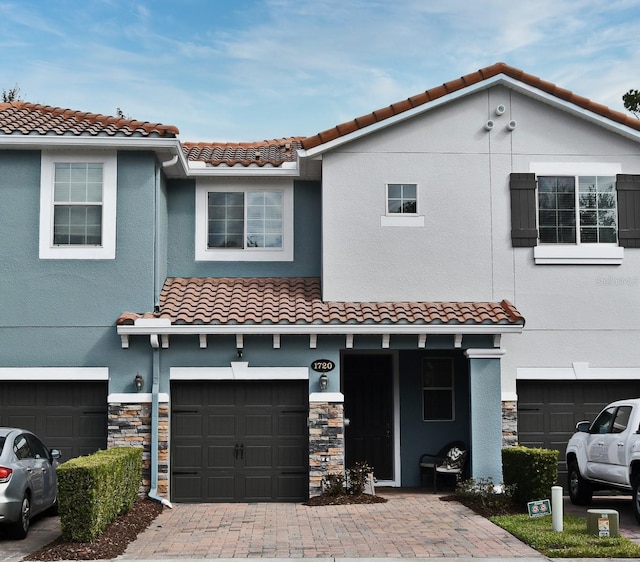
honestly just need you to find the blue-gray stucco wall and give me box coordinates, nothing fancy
[0,150,161,385]
[166,179,322,277]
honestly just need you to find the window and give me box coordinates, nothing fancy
[538,175,617,244]
[387,183,417,214]
[422,358,454,421]
[195,180,294,261]
[208,191,283,249]
[381,182,424,227]
[53,163,104,245]
[39,152,117,259]
[589,407,615,434]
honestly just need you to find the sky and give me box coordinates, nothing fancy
[1,0,639,142]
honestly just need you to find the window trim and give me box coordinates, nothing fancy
[381,182,424,227]
[39,151,117,260]
[195,179,294,261]
[529,163,623,265]
[421,357,455,422]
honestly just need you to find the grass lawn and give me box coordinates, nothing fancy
[491,512,640,558]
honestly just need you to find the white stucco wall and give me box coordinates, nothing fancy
[320,83,640,395]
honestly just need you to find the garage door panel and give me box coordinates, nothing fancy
[208,445,234,468]
[0,381,106,460]
[278,475,307,499]
[208,414,236,437]
[174,445,203,468]
[245,414,272,436]
[173,413,202,437]
[171,379,309,502]
[173,475,204,501]
[518,380,640,484]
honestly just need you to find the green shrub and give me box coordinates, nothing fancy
[322,472,346,496]
[502,446,558,506]
[57,447,143,542]
[455,477,517,515]
[347,461,373,495]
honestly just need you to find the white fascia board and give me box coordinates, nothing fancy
[118,323,523,337]
[0,136,190,175]
[0,367,109,380]
[297,74,640,160]
[497,77,640,143]
[186,163,299,178]
[298,76,507,159]
[108,392,170,403]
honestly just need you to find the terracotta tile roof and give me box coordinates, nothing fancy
[182,138,304,167]
[300,62,640,150]
[117,277,524,327]
[0,101,179,137]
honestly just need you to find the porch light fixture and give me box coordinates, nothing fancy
[237,348,243,359]
[319,372,329,391]
[134,372,144,392]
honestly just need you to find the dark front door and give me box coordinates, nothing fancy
[171,379,309,502]
[343,353,394,481]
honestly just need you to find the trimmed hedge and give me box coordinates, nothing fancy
[56,447,143,542]
[502,446,558,506]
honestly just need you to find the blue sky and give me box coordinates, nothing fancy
[1,0,639,141]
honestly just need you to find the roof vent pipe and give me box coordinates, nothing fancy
[507,120,517,131]
[485,120,495,131]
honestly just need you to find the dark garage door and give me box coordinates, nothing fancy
[0,381,108,459]
[171,379,309,502]
[517,379,640,482]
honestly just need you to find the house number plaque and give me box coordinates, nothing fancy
[311,359,335,373]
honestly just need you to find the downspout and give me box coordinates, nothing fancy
[147,158,173,508]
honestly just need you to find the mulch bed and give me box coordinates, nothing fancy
[304,493,388,506]
[23,498,163,561]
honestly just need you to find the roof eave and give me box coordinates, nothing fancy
[298,74,640,160]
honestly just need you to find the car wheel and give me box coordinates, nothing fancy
[568,460,592,506]
[9,494,31,539]
[632,478,640,524]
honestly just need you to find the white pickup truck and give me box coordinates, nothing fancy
[566,398,640,523]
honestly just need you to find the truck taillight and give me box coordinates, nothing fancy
[0,466,12,482]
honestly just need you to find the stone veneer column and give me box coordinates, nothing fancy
[501,400,518,447]
[308,392,345,497]
[107,399,170,497]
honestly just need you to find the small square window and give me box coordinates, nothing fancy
[387,183,417,214]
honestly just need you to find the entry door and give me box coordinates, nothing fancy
[343,354,394,481]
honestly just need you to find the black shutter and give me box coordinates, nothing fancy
[616,174,640,248]
[510,173,538,247]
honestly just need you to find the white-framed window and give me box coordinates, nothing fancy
[422,357,454,422]
[39,151,117,259]
[538,175,617,244]
[387,183,417,214]
[195,179,294,261]
[381,182,424,227]
[529,163,624,265]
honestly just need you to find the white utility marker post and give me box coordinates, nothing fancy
[551,486,563,532]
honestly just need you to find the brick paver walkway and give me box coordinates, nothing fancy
[120,491,544,559]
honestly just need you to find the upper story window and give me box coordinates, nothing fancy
[510,163,630,264]
[195,179,294,261]
[381,182,424,227]
[387,183,417,214]
[538,175,617,245]
[39,151,117,260]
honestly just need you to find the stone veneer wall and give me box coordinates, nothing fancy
[107,401,170,497]
[308,400,344,497]
[501,400,518,447]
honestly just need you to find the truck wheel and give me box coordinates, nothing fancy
[568,460,592,505]
[633,479,640,524]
